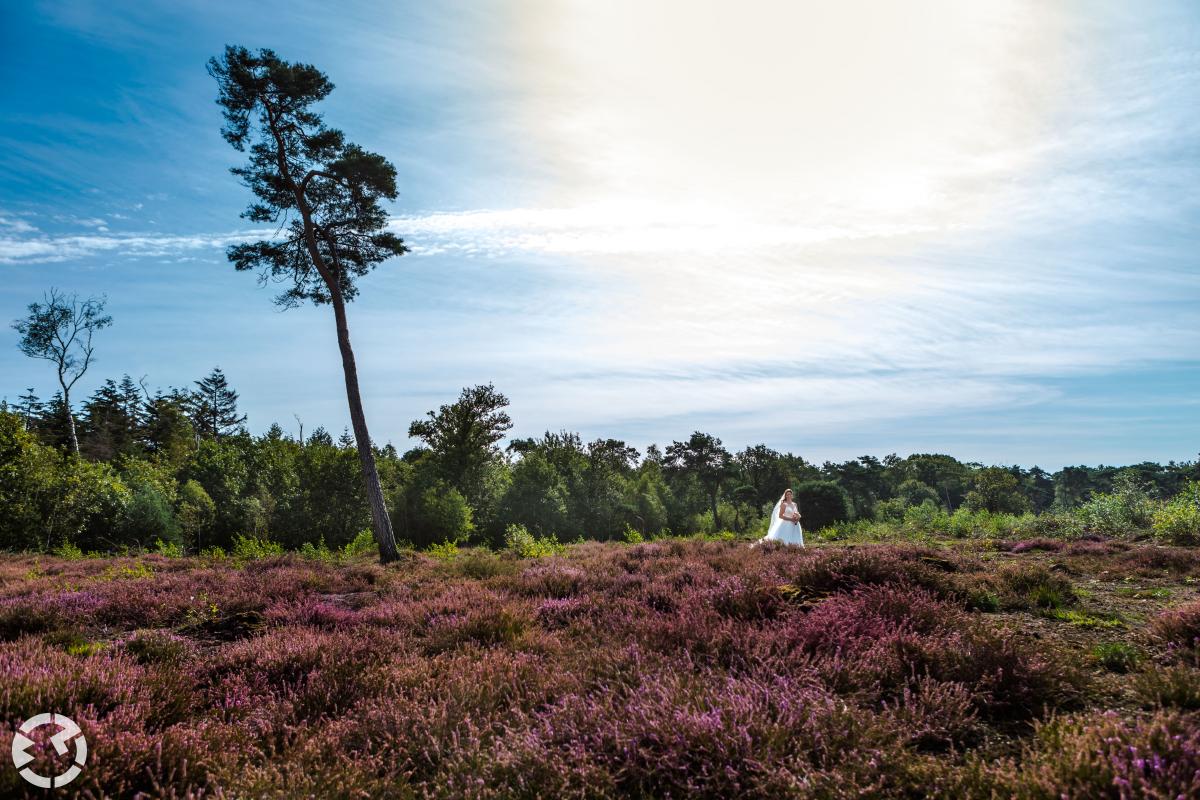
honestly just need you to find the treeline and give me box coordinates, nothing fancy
[2,372,1199,554]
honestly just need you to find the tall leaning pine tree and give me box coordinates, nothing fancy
[208,46,406,563]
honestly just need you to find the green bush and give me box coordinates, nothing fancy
[230,534,284,559]
[52,541,86,560]
[903,500,950,535]
[298,537,337,562]
[793,479,854,531]
[342,529,377,557]
[503,523,564,558]
[1152,481,1200,545]
[1075,473,1156,535]
[153,538,184,558]
[622,524,644,544]
[427,539,459,560]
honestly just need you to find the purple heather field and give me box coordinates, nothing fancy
[2,536,1199,799]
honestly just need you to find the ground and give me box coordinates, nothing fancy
[1,534,1198,798]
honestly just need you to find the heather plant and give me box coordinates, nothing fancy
[1149,600,1200,651]
[1135,662,1200,710]
[0,534,1196,797]
[993,711,1200,799]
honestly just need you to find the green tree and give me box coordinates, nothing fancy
[965,467,1031,514]
[209,45,406,563]
[665,432,732,527]
[500,452,571,541]
[735,445,791,510]
[1053,466,1093,510]
[143,389,196,466]
[409,383,513,498]
[186,367,247,440]
[177,479,217,552]
[81,375,146,461]
[896,479,940,509]
[793,480,853,531]
[11,289,112,454]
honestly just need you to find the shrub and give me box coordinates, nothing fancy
[622,525,644,544]
[52,541,87,560]
[231,534,284,560]
[298,537,337,562]
[153,537,185,558]
[1152,481,1200,545]
[504,523,565,558]
[1135,663,1200,710]
[342,529,376,557]
[989,562,1076,610]
[1149,600,1200,651]
[1075,473,1156,535]
[904,500,950,536]
[427,539,459,560]
[995,711,1200,798]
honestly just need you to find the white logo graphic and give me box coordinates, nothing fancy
[11,713,88,789]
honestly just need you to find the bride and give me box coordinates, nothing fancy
[752,488,805,547]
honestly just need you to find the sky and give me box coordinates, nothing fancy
[1,0,1198,469]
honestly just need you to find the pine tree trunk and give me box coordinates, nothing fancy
[329,290,402,563]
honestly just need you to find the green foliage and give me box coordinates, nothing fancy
[1091,642,1140,673]
[408,383,512,497]
[1075,471,1156,535]
[1152,480,1200,545]
[500,452,572,540]
[622,524,644,544]
[904,500,951,535]
[426,539,459,560]
[298,537,337,562]
[897,479,940,508]
[504,523,565,558]
[118,481,181,548]
[342,529,377,558]
[793,479,854,530]
[52,541,86,560]
[965,467,1031,515]
[230,534,284,560]
[1046,608,1122,628]
[153,538,184,558]
[176,479,217,551]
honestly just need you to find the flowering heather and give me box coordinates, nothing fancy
[0,538,1196,798]
[1150,600,1200,651]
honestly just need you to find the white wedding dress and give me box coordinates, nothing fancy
[752,494,805,547]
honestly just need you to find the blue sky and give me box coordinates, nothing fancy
[2,0,1198,469]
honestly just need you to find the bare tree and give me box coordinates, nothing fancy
[12,289,112,455]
